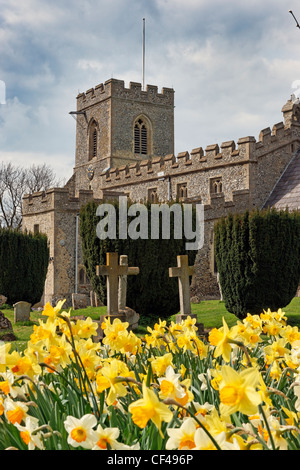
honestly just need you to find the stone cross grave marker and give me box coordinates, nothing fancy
[169,255,195,316]
[118,255,139,310]
[96,253,139,315]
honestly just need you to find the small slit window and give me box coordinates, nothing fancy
[89,120,98,161]
[93,129,97,158]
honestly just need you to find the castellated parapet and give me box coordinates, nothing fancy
[98,111,300,211]
[76,79,175,110]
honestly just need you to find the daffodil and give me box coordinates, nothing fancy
[208,317,236,363]
[193,429,239,450]
[42,299,66,319]
[96,358,134,406]
[0,342,12,373]
[149,352,174,377]
[158,365,186,402]
[15,416,45,450]
[166,417,197,450]
[0,370,21,398]
[29,318,57,347]
[218,365,262,417]
[4,397,29,425]
[263,339,290,365]
[6,349,41,380]
[128,381,173,437]
[91,424,122,450]
[75,317,99,340]
[280,325,300,345]
[64,414,97,449]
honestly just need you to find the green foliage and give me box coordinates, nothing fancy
[214,208,300,319]
[79,199,197,320]
[0,227,49,305]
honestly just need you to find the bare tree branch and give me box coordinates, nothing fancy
[0,162,63,229]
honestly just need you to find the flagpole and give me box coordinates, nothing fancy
[142,18,145,90]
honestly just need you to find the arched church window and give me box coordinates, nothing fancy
[210,177,223,194]
[148,188,158,203]
[177,183,188,200]
[134,118,148,155]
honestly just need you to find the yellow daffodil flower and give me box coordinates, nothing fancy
[208,317,236,363]
[128,381,173,437]
[42,299,66,319]
[4,397,29,425]
[149,352,174,377]
[218,365,262,417]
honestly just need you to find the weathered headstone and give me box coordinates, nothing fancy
[0,311,16,341]
[13,301,32,323]
[169,255,194,316]
[0,295,8,307]
[90,290,103,307]
[72,293,88,310]
[96,253,139,315]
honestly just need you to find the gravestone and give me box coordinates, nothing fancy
[0,311,16,341]
[96,253,139,315]
[72,293,88,310]
[169,255,194,316]
[169,255,206,337]
[90,291,104,307]
[94,253,140,341]
[13,301,31,323]
[0,295,7,307]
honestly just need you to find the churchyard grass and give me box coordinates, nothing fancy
[1,298,300,352]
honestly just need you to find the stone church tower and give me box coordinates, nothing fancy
[22,78,300,307]
[72,79,175,199]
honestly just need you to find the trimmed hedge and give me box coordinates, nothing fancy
[214,208,300,319]
[0,228,49,305]
[80,199,197,320]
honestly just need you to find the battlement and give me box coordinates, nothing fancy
[100,137,252,187]
[100,114,300,188]
[22,188,97,215]
[76,78,175,110]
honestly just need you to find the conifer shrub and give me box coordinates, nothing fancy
[79,199,197,320]
[0,228,49,305]
[214,208,300,319]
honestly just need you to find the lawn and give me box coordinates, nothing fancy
[2,297,300,352]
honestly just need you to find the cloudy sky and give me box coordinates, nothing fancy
[1,0,300,183]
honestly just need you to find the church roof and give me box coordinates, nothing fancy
[264,150,300,211]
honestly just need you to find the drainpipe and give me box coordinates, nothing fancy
[167,176,172,201]
[75,213,79,294]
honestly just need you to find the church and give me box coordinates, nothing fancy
[22,78,300,307]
